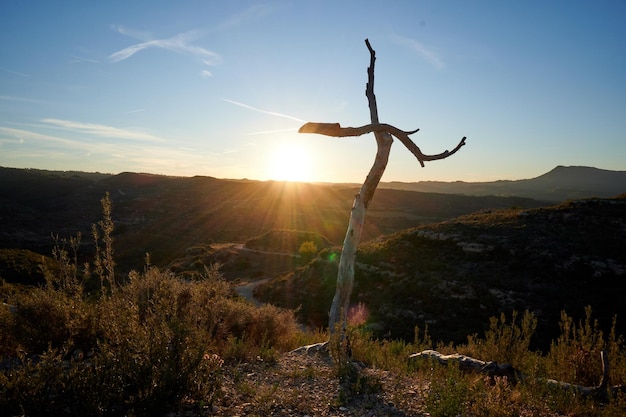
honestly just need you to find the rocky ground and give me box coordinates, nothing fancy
[210,350,429,417]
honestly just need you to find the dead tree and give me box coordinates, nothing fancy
[298,39,466,341]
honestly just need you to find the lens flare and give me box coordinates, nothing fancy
[348,302,369,326]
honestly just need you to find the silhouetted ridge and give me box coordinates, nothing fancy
[533,165,626,190]
[380,165,626,201]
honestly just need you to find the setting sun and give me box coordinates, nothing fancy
[267,143,314,182]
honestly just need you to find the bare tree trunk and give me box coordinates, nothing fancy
[327,40,392,335]
[298,39,466,343]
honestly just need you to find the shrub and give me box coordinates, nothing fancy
[299,240,318,262]
[245,229,331,253]
[0,197,302,416]
[2,287,95,356]
[424,362,471,417]
[0,262,304,415]
[546,306,625,387]
[462,310,538,370]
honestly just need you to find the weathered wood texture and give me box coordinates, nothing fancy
[299,39,466,338]
[411,349,626,402]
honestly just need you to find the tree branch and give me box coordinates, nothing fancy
[365,38,381,125]
[299,121,466,167]
[361,38,393,207]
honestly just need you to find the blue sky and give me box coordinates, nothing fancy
[1,1,625,183]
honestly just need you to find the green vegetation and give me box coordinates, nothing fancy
[0,166,555,282]
[2,195,626,415]
[341,309,626,416]
[0,249,53,286]
[298,240,318,262]
[0,196,302,416]
[0,265,301,416]
[3,271,626,415]
[257,196,626,351]
[245,228,332,254]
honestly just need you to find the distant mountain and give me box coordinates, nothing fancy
[0,166,546,280]
[380,166,626,202]
[256,195,626,350]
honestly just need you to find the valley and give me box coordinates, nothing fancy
[1,165,625,349]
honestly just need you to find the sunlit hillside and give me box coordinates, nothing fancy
[0,166,547,280]
[257,196,626,349]
[1,167,626,415]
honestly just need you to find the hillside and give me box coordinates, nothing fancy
[256,195,626,349]
[381,165,626,202]
[0,166,547,280]
[2,166,626,415]
[2,165,625,346]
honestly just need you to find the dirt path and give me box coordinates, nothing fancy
[208,242,297,306]
[235,277,270,306]
[234,243,301,258]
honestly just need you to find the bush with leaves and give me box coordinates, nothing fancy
[0,195,302,416]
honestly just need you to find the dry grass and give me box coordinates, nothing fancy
[2,196,626,416]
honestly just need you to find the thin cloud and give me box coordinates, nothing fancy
[40,118,166,143]
[222,98,306,123]
[108,26,221,67]
[111,24,152,40]
[0,126,86,147]
[392,34,445,69]
[0,95,49,105]
[0,68,30,77]
[217,4,273,31]
[0,125,207,175]
[70,55,99,64]
[200,70,213,78]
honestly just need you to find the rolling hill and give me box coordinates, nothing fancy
[1,164,625,350]
[380,165,626,202]
[0,165,552,277]
[255,195,626,350]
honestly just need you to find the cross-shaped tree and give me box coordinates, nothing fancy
[299,39,467,347]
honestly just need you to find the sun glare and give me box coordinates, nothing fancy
[268,143,314,182]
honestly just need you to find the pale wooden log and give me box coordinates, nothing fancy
[411,349,625,401]
[409,350,521,381]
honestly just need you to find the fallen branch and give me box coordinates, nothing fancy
[290,342,329,355]
[409,349,521,381]
[410,349,626,402]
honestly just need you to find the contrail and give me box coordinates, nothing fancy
[1,68,30,77]
[222,98,306,123]
[108,26,221,66]
[246,128,299,136]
